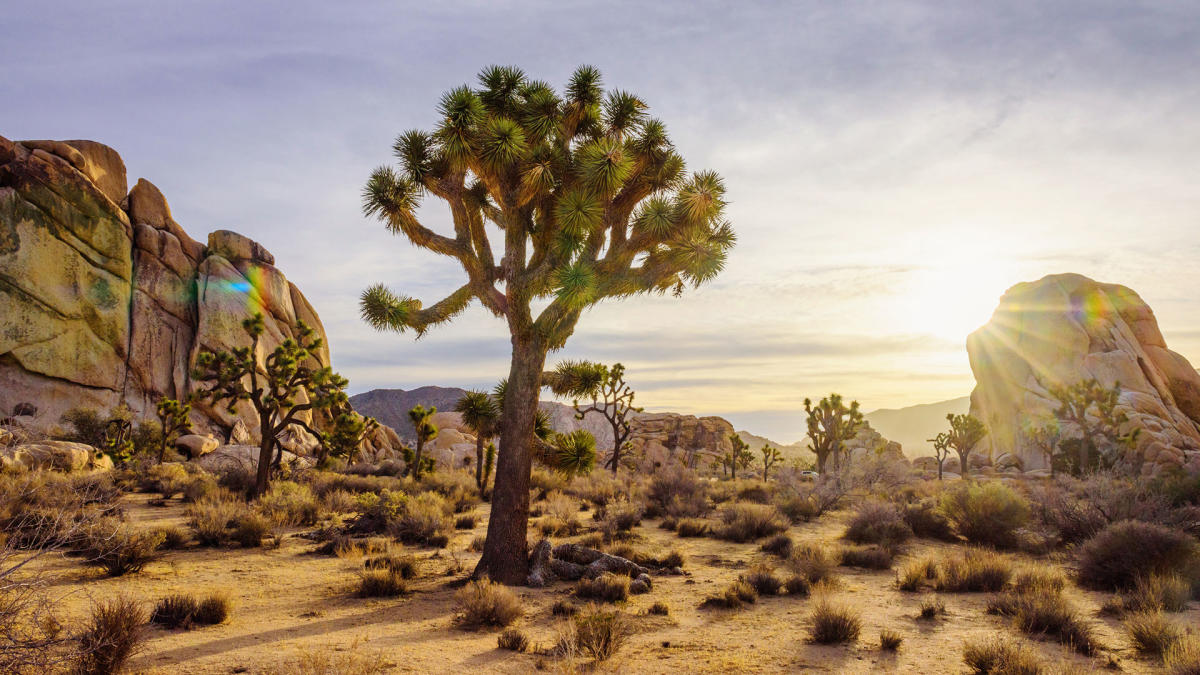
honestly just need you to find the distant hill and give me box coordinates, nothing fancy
[350,386,469,439]
[736,430,808,463]
[864,396,970,457]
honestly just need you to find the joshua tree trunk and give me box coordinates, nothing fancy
[937,457,944,480]
[474,435,485,489]
[605,419,624,474]
[254,417,274,498]
[475,337,546,585]
[957,450,969,478]
[815,450,827,474]
[413,437,425,480]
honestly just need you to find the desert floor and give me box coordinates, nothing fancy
[37,492,1194,674]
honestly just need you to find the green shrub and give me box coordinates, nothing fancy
[808,596,861,644]
[939,481,1029,549]
[1077,520,1196,590]
[843,501,912,547]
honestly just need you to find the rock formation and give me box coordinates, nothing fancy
[0,135,395,455]
[967,273,1200,475]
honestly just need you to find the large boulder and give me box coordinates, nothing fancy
[175,434,219,459]
[3,440,101,472]
[0,136,399,459]
[194,444,308,473]
[967,274,1200,475]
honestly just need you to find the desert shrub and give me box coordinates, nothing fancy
[572,606,633,662]
[787,542,838,585]
[647,601,670,616]
[497,627,529,652]
[186,496,245,546]
[152,525,189,550]
[141,463,190,497]
[733,479,773,504]
[77,521,164,576]
[653,548,685,569]
[575,573,630,603]
[897,556,938,592]
[1126,610,1184,658]
[839,544,894,570]
[365,554,419,579]
[231,512,271,548]
[194,593,231,625]
[988,589,1100,655]
[675,518,710,537]
[1127,573,1193,613]
[939,481,1030,549]
[745,564,783,596]
[1165,636,1200,674]
[551,599,579,617]
[774,474,845,523]
[808,596,861,644]
[453,579,523,628]
[1011,567,1067,595]
[843,501,912,547]
[934,549,1013,592]
[781,572,810,596]
[701,579,758,609]
[879,628,903,651]
[902,498,956,540]
[761,534,794,558]
[962,637,1043,675]
[529,467,567,497]
[394,492,454,545]
[599,499,643,537]
[216,464,257,498]
[74,598,145,675]
[1077,520,1196,590]
[918,596,945,619]
[455,514,477,530]
[539,492,581,536]
[258,481,321,526]
[1026,480,1109,545]
[715,502,789,542]
[568,471,623,509]
[469,535,486,552]
[322,489,358,514]
[182,474,220,503]
[357,568,410,597]
[150,594,199,629]
[646,465,709,518]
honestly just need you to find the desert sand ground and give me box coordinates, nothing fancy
[32,491,1193,674]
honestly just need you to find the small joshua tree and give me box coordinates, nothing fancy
[722,433,754,480]
[408,404,439,480]
[1047,379,1138,476]
[928,432,953,480]
[760,444,782,481]
[804,394,864,474]
[931,413,987,478]
[155,398,192,464]
[545,361,643,474]
[319,403,379,466]
[192,313,353,497]
[1021,417,1061,476]
[454,390,501,489]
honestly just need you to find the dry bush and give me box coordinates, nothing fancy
[152,525,189,550]
[231,511,272,548]
[787,542,838,585]
[918,596,945,619]
[140,463,190,497]
[258,481,321,526]
[902,498,956,541]
[773,475,845,523]
[76,520,164,576]
[1077,520,1196,590]
[843,501,912,547]
[701,579,758,609]
[939,481,1030,549]
[498,627,529,652]
[539,492,581,536]
[194,593,231,625]
[715,502,789,542]
[552,599,579,617]
[150,594,198,628]
[1164,636,1200,674]
[988,588,1100,655]
[73,598,145,675]
[745,564,783,596]
[530,468,568,497]
[675,518,710,537]
[454,579,523,628]
[469,535,486,552]
[1011,567,1066,595]
[934,549,1013,592]
[761,533,794,558]
[897,556,938,592]
[393,492,454,545]
[357,568,410,598]
[260,648,392,675]
[186,496,245,546]
[365,553,419,579]
[879,628,903,651]
[1129,573,1193,613]
[808,596,861,644]
[575,573,630,603]
[962,637,1043,675]
[568,471,623,509]
[455,514,478,530]
[322,488,358,514]
[839,544,894,570]
[600,499,644,538]
[1125,610,1184,659]
[571,605,633,662]
[647,601,670,616]
[182,474,219,503]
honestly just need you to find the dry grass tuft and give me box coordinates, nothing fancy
[575,572,631,603]
[453,579,523,629]
[879,628,903,651]
[962,637,1043,675]
[74,598,145,675]
[715,502,789,542]
[918,596,945,619]
[647,601,670,616]
[988,587,1101,655]
[1164,636,1200,674]
[934,549,1012,592]
[745,564,783,596]
[839,544,894,570]
[808,596,861,644]
[675,518,710,537]
[761,533,794,558]
[843,501,912,547]
[700,579,758,610]
[571,605,634,662]
[497,627,530,652]
[1125,610,1184,659]
[357,568,410,598]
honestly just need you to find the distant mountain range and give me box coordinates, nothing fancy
[351,386,969,458]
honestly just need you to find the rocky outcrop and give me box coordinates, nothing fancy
[967,273,1200,475]
[843,423,907,465]
[0,136,395,456]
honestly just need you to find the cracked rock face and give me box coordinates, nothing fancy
[0,135,393,454]
[967,273,1200,475]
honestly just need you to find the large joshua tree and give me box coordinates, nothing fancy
[804,394,864,474]
[359,65,734,583]
[544,360,643,473]
[1047,379,1137,475]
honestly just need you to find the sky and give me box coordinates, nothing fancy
[4,1,1199,443]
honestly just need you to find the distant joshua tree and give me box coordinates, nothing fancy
[722,432,754,480]
[760,444,783,481]
[930,413,987,478]
[804,394,864,474]
[545,361,643,474]
[358,64,735,583]
[319,403,379,467]
[154,398,192,464]
[192,313,355,497]
[1021,417,1062,476]
[407,404,439,480]
[455,390,502,489]
[1047,379,1137,476]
